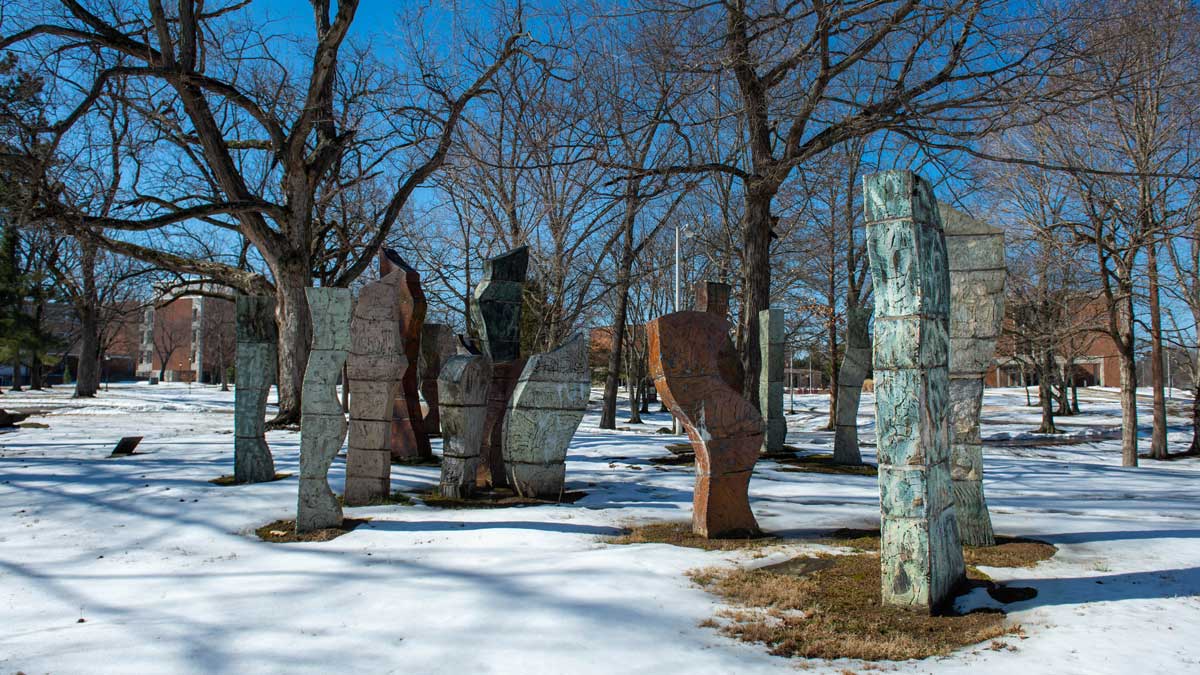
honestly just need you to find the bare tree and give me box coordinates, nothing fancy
[2,1,524,424]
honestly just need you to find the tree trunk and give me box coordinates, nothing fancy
[30,352,43,390]
[832,304,870,465]
[639,378,650,414]
[1057,361,1072,416]
[9,353,22,391]
[1037,350,1057,434]
[825,307,840,431]
[75,310,99,398]
[626,355,643,424]
[1146,241,1168,459]
[269,266,312,428]
[600,265,632,429]
[1118,347,1139,466]
[737,184,776,409]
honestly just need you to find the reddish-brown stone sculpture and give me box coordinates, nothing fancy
[477,358,524,488]
[648,311,763,538]
[379,249,431,461]
[694,281,731,318]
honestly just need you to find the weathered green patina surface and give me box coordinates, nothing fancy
[941,203,1006,546]
[471,246,529,363]
[865,170,965,611]
[234,295,277,484]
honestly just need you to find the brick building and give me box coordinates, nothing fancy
[137,289,236,384]
[986,293,1121,388]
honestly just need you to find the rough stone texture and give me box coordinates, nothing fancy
[864,170,966,611]
[648,311,763,538]
[758,309,786,453]
[438,354,492,498]
[502,333,590,498]
[419,323,457,435]
[694,281,731,318]
[297,287,351,533]
[343,270,407,506]
[833,304,872,465]
[941,203,1005,547]
[234,296,277,483]
[478,359,525,488]
[470,246,528,363]
[380,250,431,461]
[469,246,530,487]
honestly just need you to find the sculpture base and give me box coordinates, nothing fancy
[507,462,566,500]
[952,479,996,547]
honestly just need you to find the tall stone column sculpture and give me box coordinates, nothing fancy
[864,170,965,610]
[438,354,492,498]
[832,304,872,465]
[941,205,1005,547]
[502,333,590,498]
[379,250,431,461]
[759,309,786,453]
[471,246,529,488]
[297,287,351,533]
[234,296,277,483]
[694,281,731,318]
[343,270,407,506]
[649,311,763,538]
[419,323,457,435]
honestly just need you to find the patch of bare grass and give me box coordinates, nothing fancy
[340,491,413,507]
[607,521,777,551]
[254,518,366,543]
[689,551,1017,661]
[418,488,586,509]
[818,528,1057,569]
[774,453,878,476]
[209,472,292,486]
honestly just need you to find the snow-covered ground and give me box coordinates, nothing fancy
[1,383,1197,674]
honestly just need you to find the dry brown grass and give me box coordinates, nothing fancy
[773,453,879,476]
[418,488,587,509]
[607,521,778,551]
[254,518,366,543]
[340,491,414,507]
[819,528,1057,569]
[209,472,292,486]
[689,551,1017,661]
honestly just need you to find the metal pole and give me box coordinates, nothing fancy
[673,224,681,434]
[789,347,795,413]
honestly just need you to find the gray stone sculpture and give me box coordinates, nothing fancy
[234,295,277,483]
[864,170,965,611]
[502,333,590,499]
[941,204,1006,547]
[471,246,529,363]
[297,287,351,533]
[758,309,786,453]
[832,304,872,465]
[343,272,407,506]
[438,354,492,498]
[419,323,458,435]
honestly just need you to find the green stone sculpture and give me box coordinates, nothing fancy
[470,246,529,363]
[297,287,351,533]
[234,296,277,483]
[758,309,786,453]
[864,170,965,611]
[940,204,1006,547]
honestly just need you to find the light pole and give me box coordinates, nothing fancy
[672,222,688,434]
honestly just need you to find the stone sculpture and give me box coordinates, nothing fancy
[379,250,431,461]
[758,309,786,453]
[864,170,965,610]
[471,246,528,363]
[648,311,763,538]
[471,246,530,487]
[941,204,1005,547]
[234,295,277,483]
[297,287,351,533]
[343,270,407,506]
[438,354,492,499]
[502,333,590,498]
[419,323,457,435]
[694,281,731,318]
[832,304,872,465]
